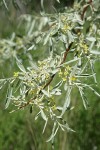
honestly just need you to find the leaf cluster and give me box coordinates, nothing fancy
[0,0,100,142]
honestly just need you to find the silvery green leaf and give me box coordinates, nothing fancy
[3,0,8,11]
[85,85,100,97]
[78,87,88,109]
[59,121,74,132]
[56,0,60,3]
[60,87,72,117]
[61,57,80,66]
[0,85,3,90]
[39,17,48,30]
[90,87,100,97]
[56,106,63,111]
[90,50,100,55]
[41,109,47,121]
[80,60,89,74]
[51,69,59,74]
[76,73,96,78]
[86,37,96,42]
[70,106,74,110]
[64,83,68,91]
[16,59,26,73]
[53,81,63,89]
[42,118,48,133]
[67,31,74,43]
[28,55,39,70]
[44,33,50,45]
[0,79,7,90]
[28,44,35,51]
[74,13,83,25]
[74,26,83,30]
[60,34,67,43]
[42,89,50,97]
[41,0,44,11]
[35,111,41,120]
[5,86,13,109]
[55,91,61,95]
[28,20,35,36]
[5,40,15,46]
[36,36,42,43]
[51,88,61,95]
[90,60,97,83]
[46,122,59,142]
[55,90,61,95]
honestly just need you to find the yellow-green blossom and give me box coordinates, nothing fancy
[70,76,77,81]
[80,42,89,54]
[61,24,70,33]
[13,72,19,77]
[58,65,71,82]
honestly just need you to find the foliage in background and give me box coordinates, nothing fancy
[0,0,100,149]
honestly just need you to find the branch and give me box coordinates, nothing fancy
[17,1,93,110]
[19,43,73,110]
[43,42,73,89]
[60,43,73,65]
[43,74,55,89]
[81,0,93,20]
[41,1,93,95]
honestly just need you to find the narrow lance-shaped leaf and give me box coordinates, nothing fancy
[16,58,26,73]
[41,0,45,11]
[83,84,100,97]
[56,0,60,3]
[42,118,48,134]
[5,85,13,109]
[42,89,50,97]
[59,86,72,117]
[78,86,88,109]
[89,86,100,97]
[90,50,100,55]
[0,79,7,90]
[40,109,47,121]
[60,57,80,66]
[35,111,41,120]
[3,0,8,11]
[46,122,59,142]
[40,109,48,133]
[89,60,97,83]
[53,81,63,89]
[44,33,51,45]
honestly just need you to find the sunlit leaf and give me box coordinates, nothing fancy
[47,122,59,142]
[16,58,26,73]
[5,85,13,109]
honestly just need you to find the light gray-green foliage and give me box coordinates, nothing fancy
[0,0,100,142]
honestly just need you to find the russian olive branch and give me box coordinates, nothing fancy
[18,42,73,110]
[43,0,93,90]
[2,0,99,143]
[18,0,93,110]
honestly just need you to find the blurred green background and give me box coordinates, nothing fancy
[0,0,100,150]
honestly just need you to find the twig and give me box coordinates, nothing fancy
[43,42,73,90]
[81,0,93,20]
[43,74,55,89]
[60,43,73,65]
